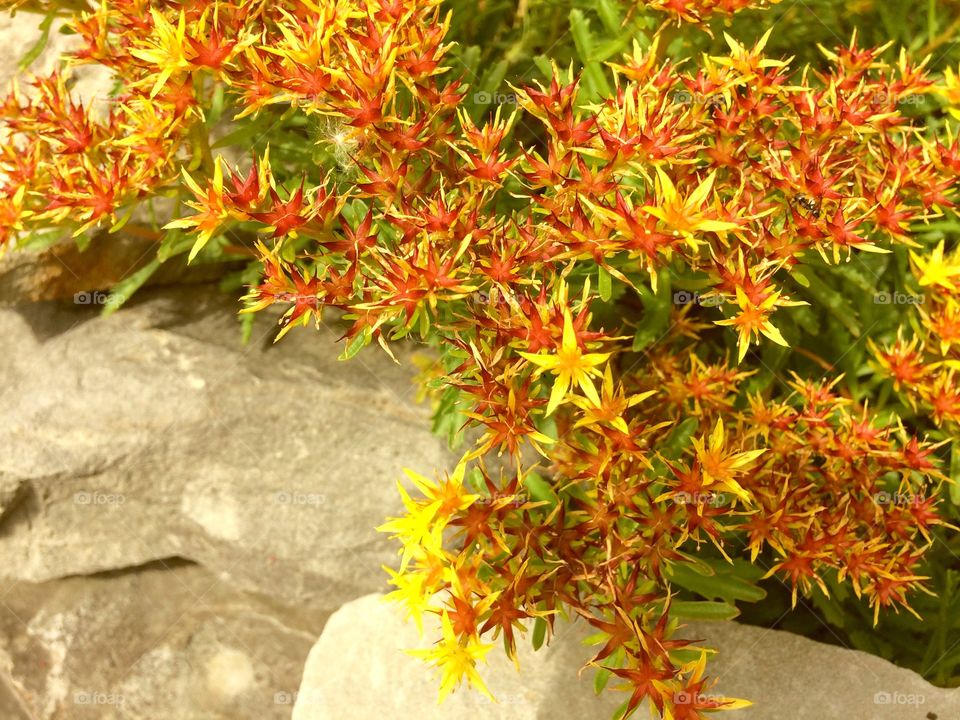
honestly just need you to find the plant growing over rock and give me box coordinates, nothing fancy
[3,0,960,717]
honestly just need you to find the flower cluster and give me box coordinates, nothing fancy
[0,0,449,247]
[643,0,782,25]
[0,67,188,243]
[870,239,960,428]
[384,334,944,716]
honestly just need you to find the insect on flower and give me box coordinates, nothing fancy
[789,192,822,218]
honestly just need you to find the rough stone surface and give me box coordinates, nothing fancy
[0,11,110,99]
[0,561,324,719]
[293,594,619,720]
[0,230,235,306]
[0,472,23,517]
[696,619,960,719]
[0,287,451,610]
[295,593,960,720]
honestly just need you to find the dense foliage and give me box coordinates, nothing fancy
[3,0,960,717]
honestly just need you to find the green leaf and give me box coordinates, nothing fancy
[593,666,611,694]
[669,600,740,621]
[796,267,862,338]
[810,588,851,630]
[109,204,138,234]
[476,59,509,105]
[15,228,66,253]
[207,82,226,126]
[595,0,623,36]
[531,616,547,651]
[568,9,611,100]
[591,35,634,64]
[598,265,613,302]
[432,385,467,449]
[74,232,93,252]
[666,561,767,603]
[632,271,672,352]
[239,310,255,345]
[950,440,960,507]
[211,115,274,148]
[101,259,161,317]
[457,45,481,78]
[18,11,56,71]
[659,416,698,461]
[339,326,372,360]
[524,471,559,509]
[158,229,195,262]
[532,55,553,80]
[792,267,811,288]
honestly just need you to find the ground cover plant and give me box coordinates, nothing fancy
[3,0,960,717]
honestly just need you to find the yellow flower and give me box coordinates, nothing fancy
[691,418,764,504]
[911,240,960,292]
[569,364,653,433]
[715,287,791,362]
[714,28,788,77]
[377,460,479,572]
[130,8,191,98]
[406,460,480,520]
[408,611,495,703]
[383,563,438,635]
[377,483,444,572]
[519,308,612,416]
[939,65,960,119]
[643,167,740,251]
[164,160,229,262]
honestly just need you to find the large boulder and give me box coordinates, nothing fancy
[0,561,323,720]
[294,593,960,720]
[0,288,452,610]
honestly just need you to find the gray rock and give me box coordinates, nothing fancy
[0,472,22,518]
[698,619,960,719]
[0,560,324,719]
[0,231,232,306]
[293,593,622,720]
[0,287,452,610]
[294,593,960,720]
[0,10,112,108]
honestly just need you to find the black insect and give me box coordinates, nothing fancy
[926,713,938,720]
[790,193,822,219]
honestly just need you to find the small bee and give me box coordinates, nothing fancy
[790,193,822,219]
